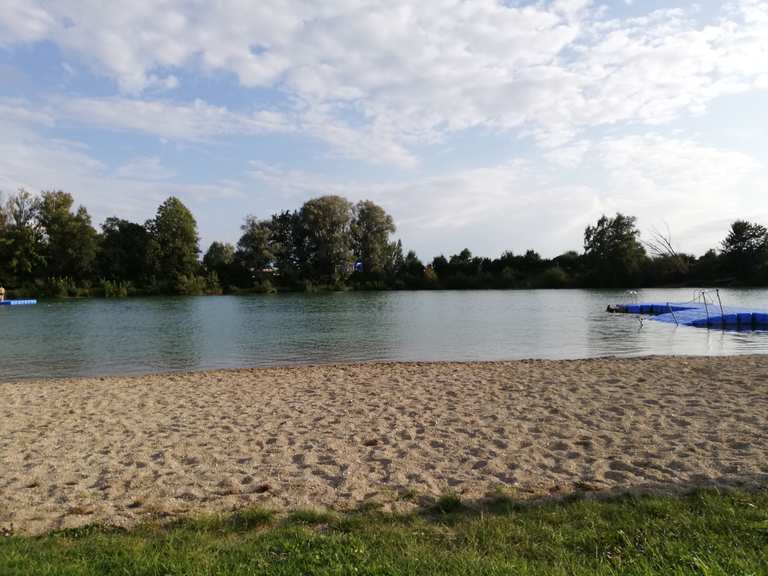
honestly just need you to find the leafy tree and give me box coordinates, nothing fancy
[396,249,426,288]
[386,239,405,278]
[234,216,274,287]
[691,248,722,285]
[351,200,396,276]
[145,197,201,293]
[720,220,768,283]
[203,241,237,289]
[431,255,449,281]
[268,210,305,285]
[37,190,99,282]
[552,251,582,279]
[0,192,9,281]
[299,195,354,285]
[1,188,45,286]
[99,217,151,285]
[583,213,647,287]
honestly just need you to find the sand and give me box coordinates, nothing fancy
[1,356,767,534]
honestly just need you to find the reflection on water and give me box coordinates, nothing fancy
[2,288,767,380]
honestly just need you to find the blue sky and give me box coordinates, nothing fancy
[1,0,767,259]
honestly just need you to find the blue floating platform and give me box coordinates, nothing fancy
[0,299,37,306]
[611,301,768,330]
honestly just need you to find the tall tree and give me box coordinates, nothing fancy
[145,197,201,292]
[351,200,396,276]
[268,210,305,285]
[583,213,647,287]
[203,241,237,289]
[99,217,150,284]
[720,220,768,283]
[0,192,9,281]
[235,216,274,287]
[37,190,98,282]
[1,188,45,285]
[299,195,354,285]
[396,249,426,288]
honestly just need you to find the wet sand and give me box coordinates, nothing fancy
[1,356,767,534]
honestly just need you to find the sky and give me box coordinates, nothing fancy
[1,0,767,260]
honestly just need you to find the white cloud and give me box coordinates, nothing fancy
[60,97,291,141]
[0,110,246,235]
[2,1,768,256]
[248,130,767,258]
[115,156,175,180]
[558,134,767,255]
[2,98,766,259]
[2,1,766,162]
[0,98,55,126]
[0,0,54,44]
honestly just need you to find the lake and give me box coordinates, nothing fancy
[2,288,768,380]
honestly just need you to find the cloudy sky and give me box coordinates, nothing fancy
[1,0,767,259]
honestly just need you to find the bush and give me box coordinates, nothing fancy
[533,266,570,289]
[44,276,78,298]
[204,272,223,295]
[174,274,208,295]
[101,280,130,298]
[253,279,277,294]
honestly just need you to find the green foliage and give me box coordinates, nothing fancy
[0,188,45,285]
[173,274,209,296]
[1,490,766,575]
[43,276,79,298]
[584,213,647,287]
[351,200,396,277]
[268,210,305,285]
[534,266,569,288]
[720,220,768,283]
[145,197,201,294]
[100,280,129,298]
[234,216,274,288]
[98,217,150,285]
[300,195,354,285]
[3,188,768,296]
[37,191,99,282]
[203,241,237,289]
[434,491,464,514]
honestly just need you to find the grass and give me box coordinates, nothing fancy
[1,489,767,575]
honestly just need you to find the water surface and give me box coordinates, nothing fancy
[2,288,767,380]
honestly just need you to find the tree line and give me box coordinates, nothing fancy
[1,188,767,298]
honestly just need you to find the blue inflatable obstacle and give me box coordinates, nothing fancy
[609,301,768,331]
[0,299,37,306]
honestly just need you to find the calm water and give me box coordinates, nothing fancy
[2,289,768,380]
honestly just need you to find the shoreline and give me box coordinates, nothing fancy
[2,356,767,534]
[3,352,767,384]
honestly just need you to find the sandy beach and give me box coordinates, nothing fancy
[1,356,767,534]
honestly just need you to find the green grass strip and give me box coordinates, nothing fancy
[1,489,767,575]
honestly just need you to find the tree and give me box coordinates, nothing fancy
[552,251,582,277]
[234,216,274,287]
[351,200,396,276]
[720,220,768,283]
[145,197,201,293]
[299,195,354,285]
[268,210,305,285]
[386,239,405,278]
[583,213,647,287]
[396,249,426,288]
[0,192,9,281]
[1,188,44,285]
[201,241,237,291]
[37,190,99,283]
[99,217,151,284]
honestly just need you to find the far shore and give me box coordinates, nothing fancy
[2,356,767,534]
